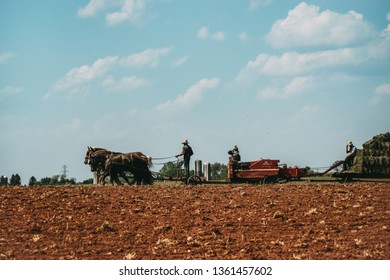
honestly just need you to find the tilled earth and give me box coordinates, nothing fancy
[0,182,389,260]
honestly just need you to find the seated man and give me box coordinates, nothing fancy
[343,141,357,171]
[228,145,241,162]
[228,145,241,172]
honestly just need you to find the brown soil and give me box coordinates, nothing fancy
[0,182,389,260]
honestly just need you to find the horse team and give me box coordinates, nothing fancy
[84,146,153,185]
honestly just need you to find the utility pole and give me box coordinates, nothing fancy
[62,165,68,179]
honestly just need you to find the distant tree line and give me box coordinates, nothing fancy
[1,174,22,186]
[0,174,93,186]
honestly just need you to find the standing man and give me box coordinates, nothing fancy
[176,139,193,179]
[343,140,357,171]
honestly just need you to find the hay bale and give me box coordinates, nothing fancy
[348,149,363,173]
[361,132,390,176]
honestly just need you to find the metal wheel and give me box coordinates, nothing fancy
[187,175,202,185]
[263,175,279,184]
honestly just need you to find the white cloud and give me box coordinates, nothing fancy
[101,75,150,92]
[53,56,117,90]
[257,76,314,100]
[249,0,272,11]
[0,86,24,95]
[197,26,209,39]
[155,78,220,111]
[0,52,16,64]
[106,0,147,26]
[382,23,390,37]
[77,0,106,18]
[236,3,390,91]
[197,26,226,41]
[266,2,376,48]
[236,10,390,90]
[171,56,189,68]
[46,47,174,99]
[212,32,226,41]
[77,0,148,26]
[46,56,118,99]
[369,83,390,106]
[238,32,250,41]
[236,48,365,83]
[120,47,172,68]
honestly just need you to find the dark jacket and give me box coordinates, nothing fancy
[182,144,193,161]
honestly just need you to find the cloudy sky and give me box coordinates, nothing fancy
[1,0,389,184]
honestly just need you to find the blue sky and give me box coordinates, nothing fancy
[1,0,389,184]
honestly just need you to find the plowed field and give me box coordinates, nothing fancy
[1,182,389,260]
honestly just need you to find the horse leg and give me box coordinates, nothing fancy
[109,170,115,185]
[131,170,142,185]
[98,169,109,185]
[99,172,105,185]
[109,168,122,186]
[126,168,137,185]
[129,172,140,185]
[138,166,152,185]
[114,172,122,185]
[112,175,121,185]
[138,163,152,185]
[144,171,153,185]
[120,171,131,185]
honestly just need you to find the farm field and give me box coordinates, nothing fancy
[0,182,389,260]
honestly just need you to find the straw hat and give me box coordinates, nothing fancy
[347,141,353,145]
[182,139,189,144]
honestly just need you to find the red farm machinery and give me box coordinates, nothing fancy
[228,158,306,184]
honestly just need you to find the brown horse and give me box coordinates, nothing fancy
[105,153,153,185]
[84,146,107,167]
[84,147,114,183]
[84,146,152,185]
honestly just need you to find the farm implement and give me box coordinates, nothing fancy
[152,159,203,185]
[319,160,358,182]
[227,158,306,184]
[153,157,306,185]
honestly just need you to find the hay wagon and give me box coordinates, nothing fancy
[321,133,390,182]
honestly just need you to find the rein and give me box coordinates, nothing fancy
[151,155,176,160]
